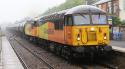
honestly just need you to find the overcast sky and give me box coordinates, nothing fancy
[0,0,65,25]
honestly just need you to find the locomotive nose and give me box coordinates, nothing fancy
[80,27,97,44]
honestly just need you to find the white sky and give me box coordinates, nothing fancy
[0,0,65,24]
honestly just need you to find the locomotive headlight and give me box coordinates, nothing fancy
[77,34,80,41]
[91,27,95,31]
[104,36,107,40]
[104,33,107,40]
[77,37,80,41]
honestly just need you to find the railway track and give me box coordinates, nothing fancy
[95,60,118,69]
[12,36,118,69]
[9,36,55,69]
[7,32,81,69]
[6,31,124,69]
[72,57,118,69]
[14,38,55,69]
[12,37,82,69]
[11,44,29,69]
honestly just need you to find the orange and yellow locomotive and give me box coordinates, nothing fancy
[12,5,112,58]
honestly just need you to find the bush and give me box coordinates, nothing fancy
[113,17,122,26]
[121,20,125,25]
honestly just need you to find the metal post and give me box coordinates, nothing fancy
[111,0,114,40]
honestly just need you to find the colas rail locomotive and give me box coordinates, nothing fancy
[8,5,112,59]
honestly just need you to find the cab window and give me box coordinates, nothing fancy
[33,21,38,27]
[54,20,64,30]
[73,14,90,25]
[92,14,107,24]
[64,16,73,26]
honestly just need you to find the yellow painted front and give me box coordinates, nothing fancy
[38,23,48,40]
[71,25,110,46]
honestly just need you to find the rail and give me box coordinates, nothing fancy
[13,37,55,69]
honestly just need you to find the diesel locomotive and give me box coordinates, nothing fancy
[9,5,112,58]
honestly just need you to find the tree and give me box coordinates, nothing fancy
[42,0,85,15]
[85,0,99,5]
[113,17,122,26]
[41,0,100,15]
[121,20,125,25]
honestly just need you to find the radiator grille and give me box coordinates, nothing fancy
[88,32,96,41]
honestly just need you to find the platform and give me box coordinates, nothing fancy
[111,40,125,53]
[0,36,24,69]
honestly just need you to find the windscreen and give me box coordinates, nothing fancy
[73,14,107,25]
[73,14,90,25]
[92,14,107,24]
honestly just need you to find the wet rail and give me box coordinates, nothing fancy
[9,37,55,69]
[11,44,29,69]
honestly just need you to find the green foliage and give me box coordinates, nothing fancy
[113,17,122,26]
[42,0,99,15]
[121,20,125,25]
[42,0,85,15]
[86,0,99,5]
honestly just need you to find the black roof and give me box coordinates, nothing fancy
[65,5,106,15]
[39,5,106,22]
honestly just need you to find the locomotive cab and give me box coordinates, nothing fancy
[64,14,109,45]
[64,5,112,54]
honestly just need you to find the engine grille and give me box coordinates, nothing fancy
[87,32,96,41]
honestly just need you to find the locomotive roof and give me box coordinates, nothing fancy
[39,5,106,22]
[42,5,106,17]
[65,5,106,15]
